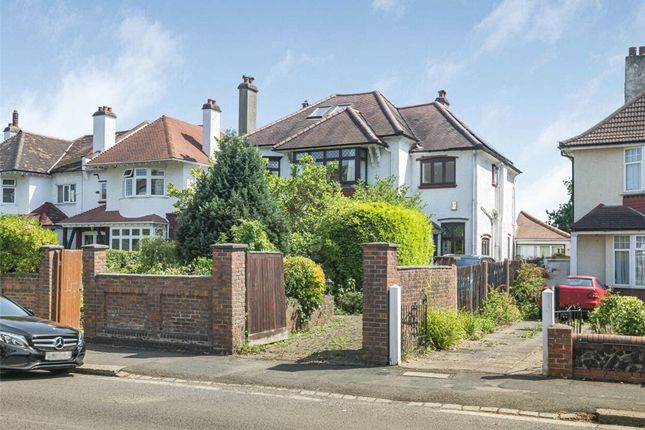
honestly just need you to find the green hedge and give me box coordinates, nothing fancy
[319,200,433,289]
[283,256,326,321]
[588,294,645,336]
[0,215,58,273]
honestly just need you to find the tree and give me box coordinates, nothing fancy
[352,175,424,210]
[267,154,341,256]
[0,215,58,273]
[546,179,573,232]
[175,133,289,261]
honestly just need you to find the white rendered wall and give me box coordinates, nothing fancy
[576,234,606,283]
[0,173,29,214]
[28,175,51,212]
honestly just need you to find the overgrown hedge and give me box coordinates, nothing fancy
[0,215,58,273]
[283,256,326,321]
[319,200,433,290]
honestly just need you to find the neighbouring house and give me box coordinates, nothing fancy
[0,98,221,249]
[514,211,570,259]
[559,46,645,300]
[243,79,520,259]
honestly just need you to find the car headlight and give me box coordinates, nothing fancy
[0,331,29,348]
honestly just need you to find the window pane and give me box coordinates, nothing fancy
[360,159,367,180]
[70,185,76,202]
[326,149,339,159]
[132,238,140,250]
[151,169,164,177]
[342,148,355,157]
[2,179,15,185]
[2,188,15,203]
[637,251,645,285]
[64,186,70,202]
[143,229,150,236]
[122,229,130,236]
[57,186,63,202]
[151,178,164,195]
[135,168,147,177]
[122,238,130,251]
[445,160,455,183]
[111,239,119,249]
[421,161,431,184]
[132,229,140,236]
[626,148,642,162]
[136,178,147,195]
[615,235,630,249]
[100,182,107,200]
[113,229,120,236]
[311,151,324,160]
[615,250,629,284]
[432,161,444,183]
[626,163,641,190]
[341,159,355,183]
[124,179,133,196]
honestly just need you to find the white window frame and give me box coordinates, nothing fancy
[110,226,163,251]
[1,179,16,203]
[123,167,165,197]
[99,181,107,203]
[624,148,642,192]
[610,234,645,289]
[57,184,76,204]
[82,231,98,246]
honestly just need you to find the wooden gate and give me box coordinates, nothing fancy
[56,249,82,329]
[246,252,288,345]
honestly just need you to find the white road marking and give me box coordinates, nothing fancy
[402,371,452,379]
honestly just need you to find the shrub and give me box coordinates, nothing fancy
[189,257,212,275]
[139,237,179,270]
[106,250,141,273]
[230,219,276,251]
[319,200,433,289]
[460,312,482,340]
[334,283,363,315]
[588,294,645,336]
[0,215,58,273]
[481,290,521,326]
[426,308,464,350]
[511,263,544,319]
[479,317,497,334]
[352,175,424,210]
[283,256,326,321]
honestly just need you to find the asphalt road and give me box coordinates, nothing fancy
[0,372,603,430]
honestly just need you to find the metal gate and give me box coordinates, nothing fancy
[56,249,82,329]
[246,252,288,345]
[401,296,428,356]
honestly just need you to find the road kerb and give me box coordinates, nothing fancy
[596,408,645,428]
[73,364,124,377]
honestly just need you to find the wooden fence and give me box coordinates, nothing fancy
[456,260,520,312]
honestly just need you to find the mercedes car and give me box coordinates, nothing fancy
[0,294,85,374]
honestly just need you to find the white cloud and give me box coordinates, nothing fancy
[517,161,571,221]
[1,15,181,139]
[475,0,592,53]
[265,49,332,86]
[371,0,408,17]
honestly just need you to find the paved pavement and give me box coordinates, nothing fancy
[81,344,645,416]
[0,372,623,429]
[404,320,543,374]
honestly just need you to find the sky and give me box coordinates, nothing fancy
[1,0,644,221]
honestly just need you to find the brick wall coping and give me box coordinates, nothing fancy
[211,243,248,249]
[96,273,211,279]
[41,244,64,250]
[397,265,453,270]
[247,251,282,255]
[0,272,39,276]
[81,244,109,250]
[574,333,645,345]
[362,242,399,249]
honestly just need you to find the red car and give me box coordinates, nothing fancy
[555,276,607,310]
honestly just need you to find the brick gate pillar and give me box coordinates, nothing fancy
[211,244,247,354]
[547,324,573,378]
[37,245,63,320]
[81,245,108,338]
[362,243,401,365]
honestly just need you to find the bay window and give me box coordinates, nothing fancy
[123,168,165,197]
[625,148,642,191]
[294,148,367,185]
[110,227,164,251]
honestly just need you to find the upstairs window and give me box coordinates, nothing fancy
[57,184,76,203]
[123,168,165,197]
[99,181,107,203]
[420,157,456,188]
[294,148,367,185]
[264,157,281,177]
[1,179,15,203]
[625,148,642,191]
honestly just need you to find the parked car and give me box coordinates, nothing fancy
[553,276,607,310]
[0,295,85,374]
[450,255,495,267]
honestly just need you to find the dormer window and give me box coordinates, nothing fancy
[308,106,334,119]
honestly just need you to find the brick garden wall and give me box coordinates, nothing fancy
[547,324,645,384]
[83,244,248,354]
[362,243,458,365]
[0,272,40,311]
[286,294,334,333]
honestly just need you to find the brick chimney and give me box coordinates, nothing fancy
[92,106,117,153]
[435,90,450,108]
[3,110,20,141]
[238,75,258,135]
[202,98,221,158]
[625,46,645,103]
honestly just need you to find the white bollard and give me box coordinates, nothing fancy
[388,285,401,366]
[542,288,555,376]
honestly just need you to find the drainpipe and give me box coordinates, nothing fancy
[472,151,478,255]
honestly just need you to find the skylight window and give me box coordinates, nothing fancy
[307,106,334,119]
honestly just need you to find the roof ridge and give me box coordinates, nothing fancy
[398,101,437,110]
[519,210,570,238]
[161,115,177,159]
[13,132,25,171]
[248,94,337,138]
[373,91,404,135]
[273,107,350,149]
[49,138,78,173]
[12,130,72,143]
[560,90,645,147]
[346,108,381,143]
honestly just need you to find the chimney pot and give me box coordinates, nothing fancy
[302,100,309,108]
[640,46,645,56]
[629,47,637,56]
[12,110,18,127]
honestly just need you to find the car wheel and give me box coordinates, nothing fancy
[48,367,74,375]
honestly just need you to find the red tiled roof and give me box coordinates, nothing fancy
[515,211,570,240]
[88,116,208,165]
[560,90,645,148]
[29,202,68,226]
[59,205,167,225]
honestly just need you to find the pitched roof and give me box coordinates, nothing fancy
[515,211,570,240]
[28,202,68,226]
[571,204,645,231]
[50,129,134,173]
[0,131,71,174]
[88,116,208,165]
[59,205,167,225]
[560,90,645,148]
[246,91,417,147]
[274,107,384,151]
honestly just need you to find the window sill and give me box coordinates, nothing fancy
[120,195,168,200]
[419,184,457,189]
[611,285,645,290]
[622,191,645,197]
[56,202,77,206]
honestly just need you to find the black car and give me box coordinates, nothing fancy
[0,295,85,374]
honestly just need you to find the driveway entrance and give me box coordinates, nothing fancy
[402,320,542,375]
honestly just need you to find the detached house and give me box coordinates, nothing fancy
[559,46,645,299]
[244,79,520,259]
[0,97,222,249]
